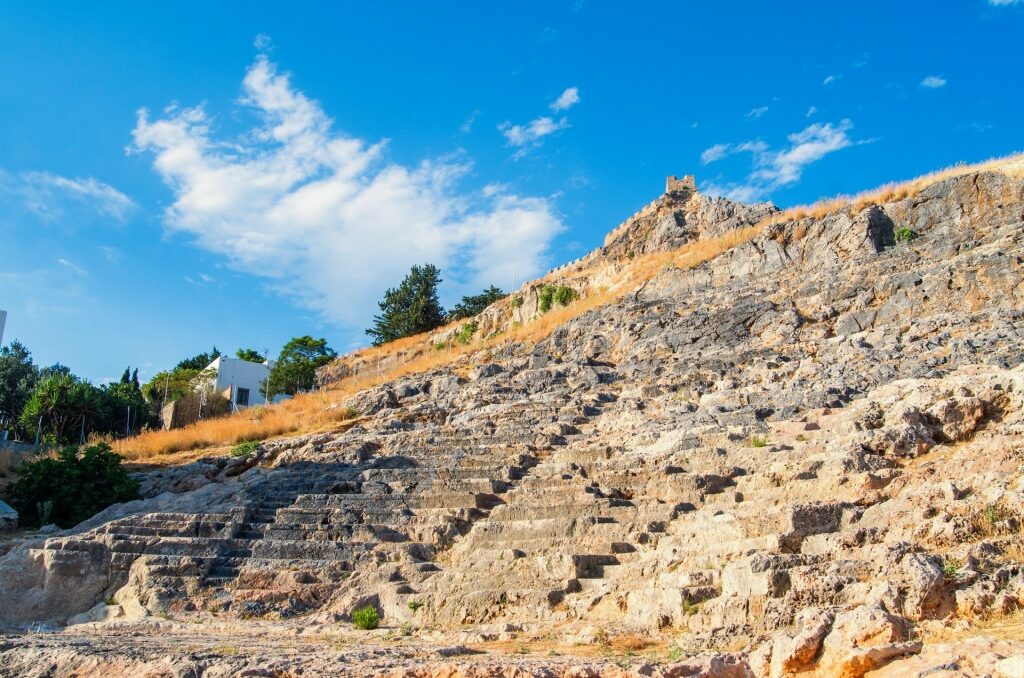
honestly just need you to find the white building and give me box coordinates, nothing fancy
[203,356,273,409]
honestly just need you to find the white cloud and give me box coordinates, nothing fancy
[133,56,565,329]
[0,170,135,222]
[700,143,731,165]
[806,106,817,117]
[459,109,481,134]
[57,258,88,275]
[550,87,580,112]
[747,106,769,118]
[920,75,947,88]
[989,0,1021,4]
[822,74,838,86]
[500,116,569,147]
[701,119,860,202]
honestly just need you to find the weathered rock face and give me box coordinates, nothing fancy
[2,169,1024,676]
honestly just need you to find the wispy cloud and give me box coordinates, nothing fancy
[459,109,481,134]
[920,75,947,88]
[701,119,862,202]
[806,106,817,117]
[822,74,839,86]
[133,55,565,330]
[57,258,88,275]
[747,106,769,119]
[499,87,580,158]
[550,87,580,112]
[700,143,731,165]
[989,0,1021,5]
[0,170,135,222]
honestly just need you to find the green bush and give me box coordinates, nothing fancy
[407,600,423,612]
[538,285,577,314]
[8,442,140,528]
[510,296,523,309]
[455,322,478,345]
[750,435,767,448]
[894,226,916,242]
[352,605,381,630]
[231,440,260,458]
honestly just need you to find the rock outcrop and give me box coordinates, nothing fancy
[2,168,1024,676]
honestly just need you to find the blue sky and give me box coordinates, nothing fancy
[1,1,1022,383]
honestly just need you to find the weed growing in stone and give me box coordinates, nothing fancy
[352,605,381,630]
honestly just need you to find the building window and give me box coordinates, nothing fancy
[236,387,250,407]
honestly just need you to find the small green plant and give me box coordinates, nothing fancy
[407,600,423,612]
[894,226,916,242]
[433,342,447,351]
[400,622,413,636]
[455,321,478,345]
[104,596,117,606]
[750,435,768,448]
[667,646,685,661]
[231,440,260,458]
[682,597,702,616]
[627,250,636,259]
[985,503,1004,527]
[510,296,523,309]
[352,605,381,630]
[537,284,577,313]
[943,557,962,580]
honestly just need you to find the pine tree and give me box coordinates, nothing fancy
[447,285,507,321]
[366,264,446,346]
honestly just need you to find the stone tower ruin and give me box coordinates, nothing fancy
[665,174,696,202]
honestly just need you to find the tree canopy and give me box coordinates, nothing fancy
[0,341,38,435]
[267,336,337,397]
[366,264,446,346]
[447,285,507,321]
[235,348,266,363]
[175,347,220,371]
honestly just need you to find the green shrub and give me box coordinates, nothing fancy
[510,296,523,309]
[455,321,478,345]
[231,440,260,458]
[627,250,636,259]
[750,435,767,448]
[407,600,423,612]
[538,285,577,313]
[9,442,140,528]
[352,605,381,630]
[894,226,915,242]
[942,558,961,579]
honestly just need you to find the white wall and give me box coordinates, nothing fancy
[207,356,271,407]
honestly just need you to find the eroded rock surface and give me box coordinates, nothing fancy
[2,170,1024,676]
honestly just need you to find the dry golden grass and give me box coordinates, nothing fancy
[113,151,1024,464]
[114,225,764,463]
[757,151,1024,227]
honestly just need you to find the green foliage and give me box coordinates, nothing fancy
[351,605,381,630]
[142,367,202,404]
[627,250,636,259]
[0,340,39,436]
[366,264,447,346]
[231,440,260,458]
[407,600,423,612]
[894,226,916,242]
[175,347,221,371]
[942,558,961,579]
[9,442,140,528]
[235,348,266,363]
[433,342,447,352]
[750,435,767,448]
[538,285,578,313]
[21,374,104,444]
[447,285,507,321]
[510,296,523,309]
[267,336,337,397]
[455,322,478,345]
[682,597,703,616]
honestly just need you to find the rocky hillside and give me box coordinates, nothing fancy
[1,161,1024,677]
